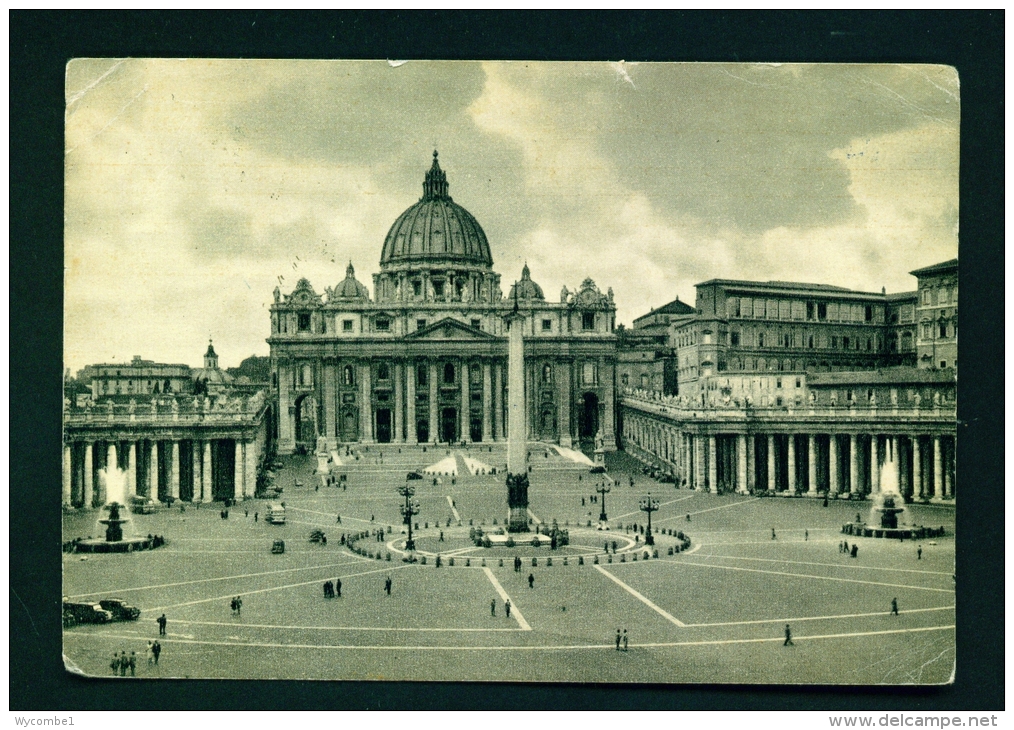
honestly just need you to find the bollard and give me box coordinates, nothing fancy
[499,558,504,567]
[593,555,599,564]
[532,557,538,567]
[578,556,584,565]
[449,558,455,566]
[421,556,427,565]
[668,547,674,556]
[547,558,552,567]
[386,553,391,561]
[465,558,470,567]
[620,555,625,563]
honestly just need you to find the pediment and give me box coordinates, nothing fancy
[405,317,499,341]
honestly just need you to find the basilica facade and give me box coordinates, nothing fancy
[268,153,618,454]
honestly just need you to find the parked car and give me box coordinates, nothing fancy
[271,539,286,554]
[267,502,286,524]
[130,496,157,514]
[309,529,326,544]
[62,600,112,624]
[406,471,424,480]
[590,466,606,474]
[98,598,141,621]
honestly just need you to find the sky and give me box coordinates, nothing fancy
[64,60,959,374]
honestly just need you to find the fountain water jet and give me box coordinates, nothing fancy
[73,465,164,553]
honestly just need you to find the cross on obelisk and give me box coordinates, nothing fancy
[505,285,530,532]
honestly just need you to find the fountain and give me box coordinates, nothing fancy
[841,438,945,540]
[73,464,163,553]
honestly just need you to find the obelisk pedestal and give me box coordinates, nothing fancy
[505,305,530,533]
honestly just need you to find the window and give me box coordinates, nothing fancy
[806,302,815,321]
[940,360,947,369]
[783,333,791,348]
[703,331,712,345]
[412,280,422,297]
[298,312,311,332]
[621,373,629,385]
[640,373,650,387]
[582,362,597,385]
[471,319,482,330]
[939,323,947,338]
[795,377,801,388]
[417,319,427,331]
[377,363,390,381]
[776,397,783,407]
[272,372,278,388]
[299,364,312,387]
[727,297,740,317]
[542,319,552,331]
[582,312,595,330]
[808,335,814,348]
[375,318,390,332]
[343,319,353,332]
[321,317,327,333]
[776,377,783,389]
[443,363,455,384]
[866,338,872,351]
[865,305,873,322]
[922,289,931,305]
[432,281,445,298]
[842,336,850,349]
[417,365,428,387]
[757,332,765,347]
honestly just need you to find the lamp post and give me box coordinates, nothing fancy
[596,481,611,523]
[398,483,421,551]
[639,492,660,546]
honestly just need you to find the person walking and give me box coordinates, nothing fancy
[385,576,392,595]
[128,651,136,676]
[235,596,241,615]
[335,579,342,597]
[147,641,155,665]
[157,613,167,636]
[490,598,496,617]
[783,624,794,646]
[851,544,859,558]
[152,640,161,665]
[254,512,258,522]
[622,629,628,651]
[772,528,777,540]
[528,573,535,589]
[804,530,809,541]
[615,629,622,651]
[917,546,922,560]
[111,653,120,675]
[505,600,511,619]
[891,598,899,616]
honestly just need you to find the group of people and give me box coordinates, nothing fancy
[614,629,629,651]
[109,650,137,675]
[322,579,343,598]
[839,540,860,558]
[490,598,511,618]
[230,596,243,615]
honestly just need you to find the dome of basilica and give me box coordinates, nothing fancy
[330,262,370,301]
[507,263,545,301]
[379,151,493,269]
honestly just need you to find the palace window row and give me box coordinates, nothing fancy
[726,297,883,324]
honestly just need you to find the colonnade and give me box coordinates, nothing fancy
[622,411,956,502]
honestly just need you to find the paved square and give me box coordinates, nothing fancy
[63,448,955,683]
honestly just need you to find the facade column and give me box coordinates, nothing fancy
[393,362,404,443]
[746,435,755,492]
[170,441,180,499]
[278,364,294,454]
[871,435,880,493]
[912,436,922,500]
[807,434,818,496]
[557,361,571,448]
[736,434,748,494]
[849,434,859,495]
[898,436,909,497]
[493,362,504,441]
[428,362,439,443]
[708,436,718,494]
[83,442,94,507]
[694,436,705,490]
[63,444,73,506]
[828,435,839,496]
[234,441,244,501]
[767,434,776,492]
[128,441,138,499]
[943,438,953,498]
[246,439,258,498]
[149,441,159,500]
[602,360,615,449]
[324,363,337,449]
[406,361,417,445]
[359,362,374,443]
[482,361,493,443]
[203,440,212,502]
[787,434,796,494]
[932,436,942,500]
[460,360,470,443]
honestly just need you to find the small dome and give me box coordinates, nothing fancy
[332,262,370,300]
[380,151,493,269]
[508,263,545,300]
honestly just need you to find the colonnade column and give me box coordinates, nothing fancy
[849,434,859,495]
[246,439,257,498]
[203,440,212,502]
[359,362,374,443]
[932,436,942,500]
[736,434,748,494]
[807,434,817,496]
[493,363,504,442]
[694,436,705,490]
[170,441,180,500]
[149,441,159,500]
[393,363,404,444]
[943,439,953,498]
[708,436,718,494]
[482,362,493,443]
[787,435,796,494]
[234,441,244,501]
[767,434,776,492]
[871,435,880,493]
[405,361,417,445]
[324,363,337,448]
[428,363,439,444]
[460,361,470,443]
[128,441,138,499]
[746,435,755,492]
[557,361,571,448]
[63,444,72,506]
[827,435,838,495]
[83,442,94,507]
[912,436,922,500]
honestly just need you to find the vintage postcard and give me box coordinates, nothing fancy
[62,60,957,683]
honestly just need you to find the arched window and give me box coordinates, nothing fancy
[164,379,172,393]
[443,363,455,384]
[417,365,428,387]
[378,363,390,381]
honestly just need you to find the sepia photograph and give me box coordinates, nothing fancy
[61,59,959,684]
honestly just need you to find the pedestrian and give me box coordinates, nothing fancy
[335,579,342,597]
[839,541,843,554]
[147,641,154,665]
[110,653,120,675]
[235,596,242,615]
[615,629,622,651]
[336,514,342,524]
[844,540,849,553]
[491,598,496,617]
[230,597,237,614]
[385,577,392,595]
[783,624,793,646]
[528,573,535,589]
[245,508,249,518]
[804,530,808,541]
[157,613,167,636]
[851,544,859,558]
[439,531,444,542]
[686,514,691,522]
[254,512,258,522]
[152,640,161,664]
[772,528,777,540]
[128,651,136,676]
[891,598,899,616]
[622,629,628,651]
[119,651,128,675]
[917,546,922,560]
[505,600,511,618]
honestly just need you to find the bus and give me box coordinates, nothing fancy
[267,502,286,524]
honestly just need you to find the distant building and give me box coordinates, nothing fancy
[911,259,958,370]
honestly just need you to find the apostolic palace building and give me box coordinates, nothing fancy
[62,153,958,509]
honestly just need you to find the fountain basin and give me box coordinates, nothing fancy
[74,536,159,553]
[841,522,945,540]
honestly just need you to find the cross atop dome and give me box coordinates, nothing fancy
[346,261,356,278]
[422,149,450,200]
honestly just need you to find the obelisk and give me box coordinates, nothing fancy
[505,291,530,532]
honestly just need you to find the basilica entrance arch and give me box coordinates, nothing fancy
[294,394,318,450]
[376,408,392,443]
[441,408,458,443]
[580,392,599,442]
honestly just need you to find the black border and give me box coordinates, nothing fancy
[11,10,1004,711]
